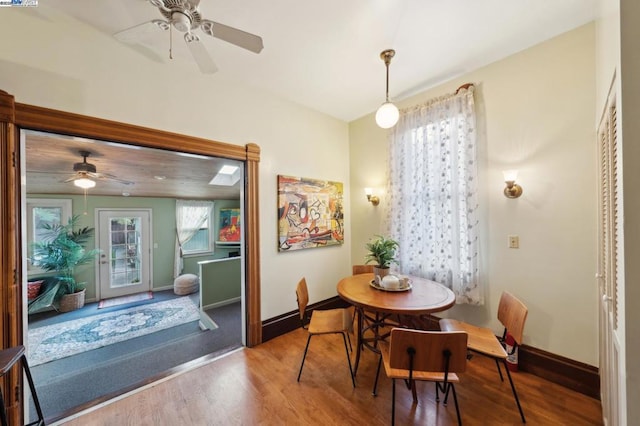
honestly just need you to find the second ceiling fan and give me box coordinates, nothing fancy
[114,0,264,74]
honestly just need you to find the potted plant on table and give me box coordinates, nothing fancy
[364,235,399,279]
[29,214,100,313]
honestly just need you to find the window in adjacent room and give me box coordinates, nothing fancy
[181,214,213,254]
[26,198,72,274]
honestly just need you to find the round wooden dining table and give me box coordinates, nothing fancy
[337,273,456,375]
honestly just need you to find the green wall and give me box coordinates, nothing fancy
[200,257,241,308]
[27,194,239,301]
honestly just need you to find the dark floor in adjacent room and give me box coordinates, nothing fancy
[27,290,242,423]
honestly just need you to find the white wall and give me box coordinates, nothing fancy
[598,0,640,421]
[0,7,352,320]
[350,24,598,365]
[619,0,640,417]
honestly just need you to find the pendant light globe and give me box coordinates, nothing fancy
[375,102,399,129]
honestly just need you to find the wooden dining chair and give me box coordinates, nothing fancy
[352,264,374,275]
[373,328,468,426]
[295,278,355,387]
[439,291,528,423]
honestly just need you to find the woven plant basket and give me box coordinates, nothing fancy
[27,280,44,300]
[59,288,86,313]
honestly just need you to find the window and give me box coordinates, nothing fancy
[385,88,481,304]
[176,200,214,256]
[181,215,212,254]
[26,198,72,273]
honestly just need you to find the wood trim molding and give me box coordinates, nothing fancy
[0,90,23,425]
[518,344,600,400]
[14,103,247,161]
[0,89,262,424]
[261,298,600,400]
[245,143,261,347]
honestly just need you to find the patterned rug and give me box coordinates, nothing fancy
[28,297,207,366]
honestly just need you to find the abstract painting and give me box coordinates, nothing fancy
[278,175,344,251]
[218,208,241,242]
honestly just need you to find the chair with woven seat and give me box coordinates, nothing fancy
[296,278,355,387]
[439,291,528,423]
[373,328,468,426]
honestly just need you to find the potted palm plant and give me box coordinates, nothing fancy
[30,214,100,312]
[364,235,399,279]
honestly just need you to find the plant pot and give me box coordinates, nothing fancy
[27,280,44,300]
[373,267,390,280]
[59,288,86,312]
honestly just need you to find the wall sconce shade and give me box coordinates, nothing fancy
[364,188,380,206]
[74,177,96,189]
[375,49,399,129]
[503,170,522,198]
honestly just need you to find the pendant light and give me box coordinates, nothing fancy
[375,49,399,129]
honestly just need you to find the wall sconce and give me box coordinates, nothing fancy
[503,170,523,198]
[364,188,380,206]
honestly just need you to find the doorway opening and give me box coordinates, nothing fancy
[22,130,246,421]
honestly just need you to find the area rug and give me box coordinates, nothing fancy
[28,297,207,366]
[98,291,153,309]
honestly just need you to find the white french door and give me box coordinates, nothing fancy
[97,209,152,299]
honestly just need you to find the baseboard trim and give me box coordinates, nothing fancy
[518,344,600,399]
[261,297,600,400]
[203,297,241,311]
[261,296,349,343]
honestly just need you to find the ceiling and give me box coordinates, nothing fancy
[25,132,242,199]
[44,0,598,122]
[23,1,597,199]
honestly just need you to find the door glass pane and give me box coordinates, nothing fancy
[109,216,141,288]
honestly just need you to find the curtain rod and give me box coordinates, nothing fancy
[455,83,474,94]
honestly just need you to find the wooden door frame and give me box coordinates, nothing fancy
[0,89,262,425]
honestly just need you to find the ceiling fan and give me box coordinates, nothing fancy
[63,151,134,188]
[114,0,264,74]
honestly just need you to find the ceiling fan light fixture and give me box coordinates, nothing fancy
[74,177,96,189]
[375,49,399,129]
[171,11,192,32]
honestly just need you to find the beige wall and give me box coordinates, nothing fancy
[350,24,598,365]
[0,6,352,321]
[1,6,606,368]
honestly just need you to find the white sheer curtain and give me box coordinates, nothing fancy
[384,87,482,304]
[174,199,214,278]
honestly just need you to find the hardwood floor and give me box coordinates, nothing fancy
[59,328,603,425]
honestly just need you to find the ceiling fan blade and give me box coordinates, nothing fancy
[200,20,263,54]
[114,19,169,44]
[90,172,135,186]
[62,173,84,183]
[184,33,218,74]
